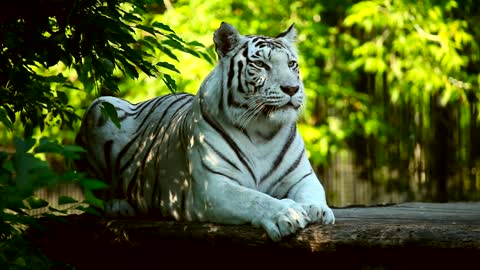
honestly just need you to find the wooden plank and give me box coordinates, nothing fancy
[27,202,480,269]
[334,202,480,224]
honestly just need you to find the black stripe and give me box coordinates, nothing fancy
[116,94,192,202]
[201,159,242,185]
[277,148,305,182]
[151,170,162,207]
[237,60,245,93]
[227,56,235,89]
[118,94,191,173]
[180,189,186,213]
[200,99,257,183]
[277,170,313,199]
[227,44,249,91]
[126,168,139,201]
[242,46,248,57]
[114,96,173,172]
[138,95,193,195]
[260,124,296,183]
[242,130,253,143]
[136,95,171,127]
[133,96,167,120]
[154,95,193,162]
[204,139,241,172]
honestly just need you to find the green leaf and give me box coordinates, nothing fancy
[158,44,179,61]
[58,196,78,205]
[135,24,158,36]
[13,257,26,267]
[188,40,206,47]
[25,196,49,209]
[75,205,102,216]
[4,105,15,124]
[162,74,177,92]
[152,21,175,33]
[122,13,142,22]
[57,91,68,104]
[100,102,121,129]
[99,57,115,74]
[0,107,13,130]
[117,57,139,79]
[163,39,186,51]
[63,145,85,153]
[156,61,180,73]
[62,145,86,160]
[35,138,63,154]
[79,178,109,190]
[83,189,104,209]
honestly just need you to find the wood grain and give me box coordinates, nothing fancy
[27,202,480,269]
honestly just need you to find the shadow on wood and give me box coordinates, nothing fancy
[27,202,480,269]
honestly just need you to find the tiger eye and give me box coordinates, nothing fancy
[288,60,297,68]
[253,60,269,70]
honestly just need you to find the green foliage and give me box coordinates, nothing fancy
[0,0,211,268]
[0,137,103,268]
[0,0,207,138]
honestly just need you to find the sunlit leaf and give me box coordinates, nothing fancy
[157,61,180,73]
[162,74,177,92]
[152,21,175,33]
[0,107,13,130]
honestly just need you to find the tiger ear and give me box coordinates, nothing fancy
[276,24,297,44]
[214,22,242,58]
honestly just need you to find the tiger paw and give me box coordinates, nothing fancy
[255,199,310,242]
[302,203,335,224]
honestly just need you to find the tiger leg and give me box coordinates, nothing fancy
[287,174,335,225]
[191,175,310,241]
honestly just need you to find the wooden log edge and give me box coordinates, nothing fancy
[26,203,480,269]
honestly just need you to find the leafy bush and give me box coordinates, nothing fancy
[0,138,104,269]
[0,0,207,268]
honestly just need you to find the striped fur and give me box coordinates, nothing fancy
[75,22,334,241]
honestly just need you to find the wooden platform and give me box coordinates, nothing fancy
[28,202,480,269]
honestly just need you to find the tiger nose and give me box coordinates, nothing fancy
[280,85,300,96]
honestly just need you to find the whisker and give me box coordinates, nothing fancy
[236,96,264,129]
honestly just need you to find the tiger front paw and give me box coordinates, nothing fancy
[302,203,335,224]
[254,199,311,242]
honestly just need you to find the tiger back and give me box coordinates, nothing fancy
[75,22,335,241]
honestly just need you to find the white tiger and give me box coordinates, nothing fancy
[75,22,335,241]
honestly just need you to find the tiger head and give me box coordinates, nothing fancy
[212,22,304,129]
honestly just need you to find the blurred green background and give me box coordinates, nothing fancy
[1,0,480,207]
